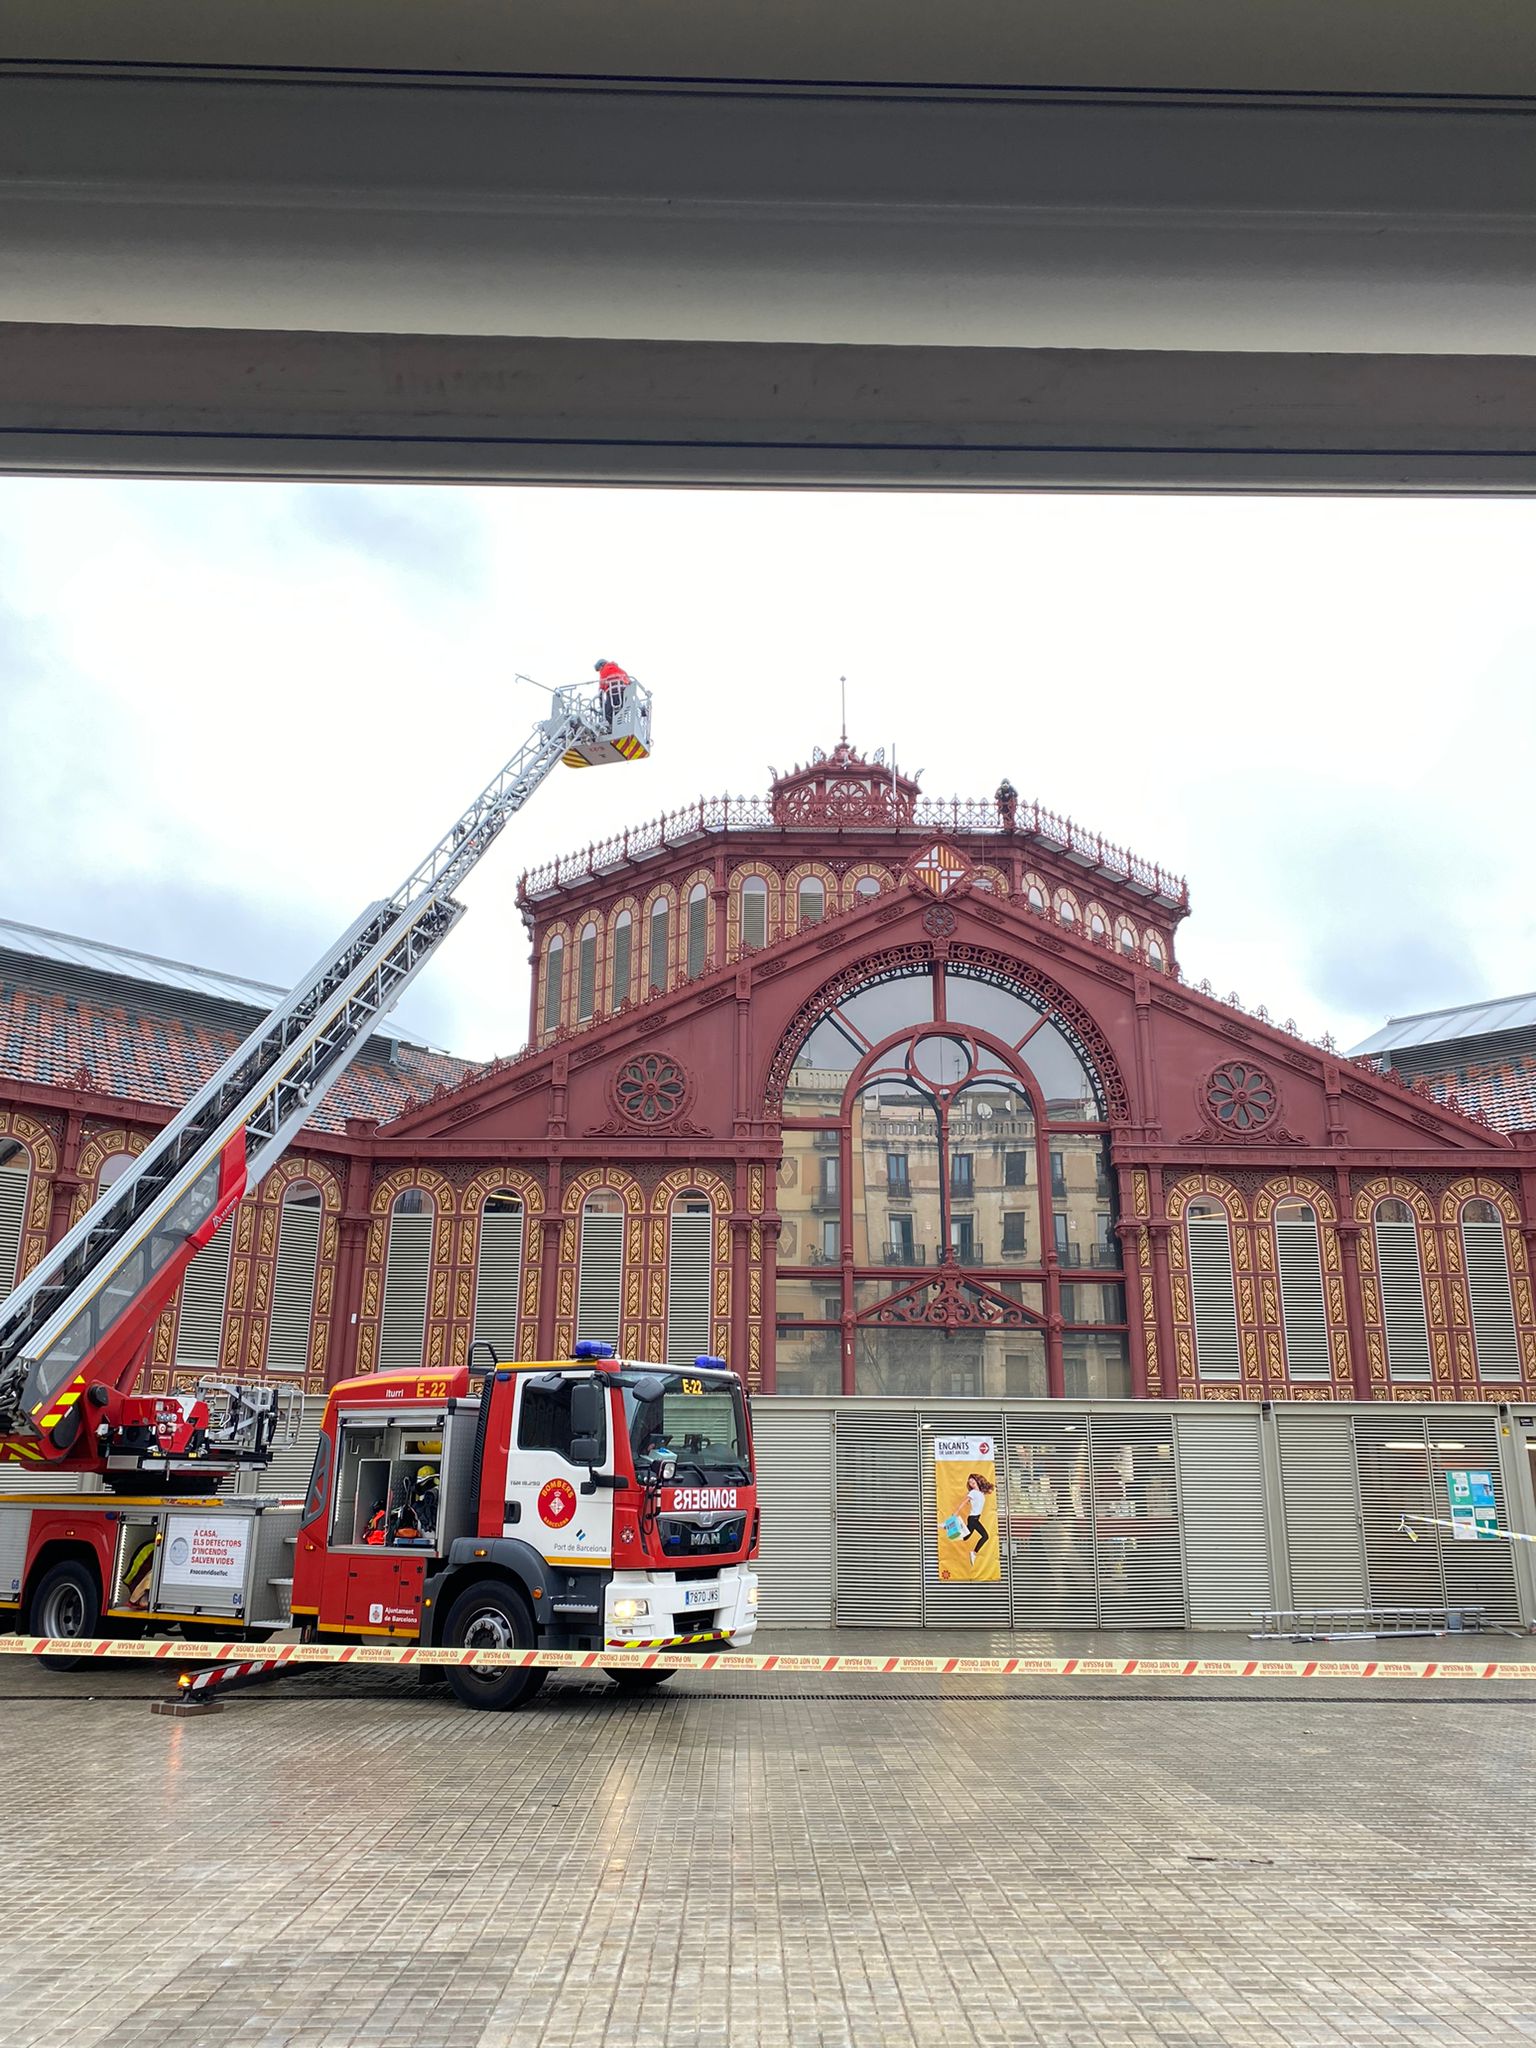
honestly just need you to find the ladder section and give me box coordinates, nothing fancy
[0,682,648,1444]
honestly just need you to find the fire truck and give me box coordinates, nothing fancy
[291,1341,758,1709]
[0,668,758,1700]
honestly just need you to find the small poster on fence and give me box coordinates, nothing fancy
[934,1434,1000,1583]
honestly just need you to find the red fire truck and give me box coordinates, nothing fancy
[292,1342,759,1709]
[0,674,709,1696]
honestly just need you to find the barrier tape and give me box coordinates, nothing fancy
[2,1635,1534,1681]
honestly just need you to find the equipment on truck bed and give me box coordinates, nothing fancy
[0,669,651,1487]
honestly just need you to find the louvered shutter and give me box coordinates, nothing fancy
[1462,1219,1521,1381]
[1374,1217,1432,1381]
[1090,1413,1186,1626]
[576,1208,624,1349]
[174,1213,234,1369]
[0,1465,105,1496]
[264,1196,322,1374]
[1429,1420,1522,1626]
[834,1411,922,1624]
[1187,1212,1241,1380]
[542,942,563,1033]
[741,888,766,950]
[687,892,708,978]
[0,1161,28,1294]
[752,1404,836,1624]
[1005,1412,1099,1626]
[472,1205,525,1362]
[379,1210,434,1371]
[1274,1407,1367,1608]
[1176,1409,1274,1625]
[1276,1213,1331,1381]
[665,1208,712,1365]
[648,905,669,990]
[577,929,597,1022]
[612,919,632,1008]
[1352,1416,1445,1608]
[921,1410,1011,1627]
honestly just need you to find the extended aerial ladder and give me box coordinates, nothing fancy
[0,675,652,1484]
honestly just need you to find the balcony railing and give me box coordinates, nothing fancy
[518,789,1189,909]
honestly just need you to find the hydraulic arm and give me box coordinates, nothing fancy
[0,679,651,1465]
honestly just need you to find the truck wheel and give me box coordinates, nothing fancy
[604,1668,676,1692]
[442,1581,547,1712]
[28,1560,101,1671]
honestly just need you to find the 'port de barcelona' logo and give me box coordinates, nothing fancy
[537,1478,577,1528]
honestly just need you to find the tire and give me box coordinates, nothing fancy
[604,1668,676,1693]
[441,1580,547,1712]
[28,1559,101,1671]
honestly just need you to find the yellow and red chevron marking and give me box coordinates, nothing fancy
[33,1371,88,1435]
[605,1630,729,1651]
[1,1637,1533,1682]
[611,734,648,760]
[0,1437,46,1465]
[562,750,594,768]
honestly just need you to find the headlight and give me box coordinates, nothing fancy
[612,1597,649,1622]
[746,1584,760,1608]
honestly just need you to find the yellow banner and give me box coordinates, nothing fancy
[934,1433,1001,1583]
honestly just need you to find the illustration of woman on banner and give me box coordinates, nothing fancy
[962,1470,996,1567]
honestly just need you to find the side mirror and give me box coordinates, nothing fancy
[569,1380,606,1467]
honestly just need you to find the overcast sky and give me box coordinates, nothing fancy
[0,478,1530,1063]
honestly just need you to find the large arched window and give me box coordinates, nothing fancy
[797,875,825,928]
[686,883,709,978]
[473,1190,525,1362]
[1461,1197,1521,1381]
[1374,1197,1431,1383]
[648,897,670,992]
[265,1182,324,1375]
[1185,1198,1241,1382]
[611,910,633,1010]
[576,1192,625,1349]
[740,874,768,950]
[0,1138,31,1294]
[379,1188,434,1372]
[1274,1197,1330,1381]
[773,965,1120,1398]
[542,935,564,1034]
[666,1192,714,1365]
[577,922,598,1023]
[175,1211,236,1371]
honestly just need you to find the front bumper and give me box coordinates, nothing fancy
[603,1565,758,1649]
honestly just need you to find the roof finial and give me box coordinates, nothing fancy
[839,676,847,745]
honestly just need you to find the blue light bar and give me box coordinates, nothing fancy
[693,1355,727,1370]
[572,1339,616,1361]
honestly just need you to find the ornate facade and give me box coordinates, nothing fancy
[2,745,1534,1409]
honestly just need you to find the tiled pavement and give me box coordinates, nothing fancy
[3,1628,1535,2048]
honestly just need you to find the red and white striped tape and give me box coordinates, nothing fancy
[1,1635,1533,1681]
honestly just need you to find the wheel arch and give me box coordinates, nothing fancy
[425,1539,551,1645]
[23,1538,105,1620]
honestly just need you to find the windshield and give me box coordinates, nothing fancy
[625,1373,750,1482]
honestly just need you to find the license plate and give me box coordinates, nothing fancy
[683,1585,720,1609]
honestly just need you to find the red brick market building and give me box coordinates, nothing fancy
[2,740,1534,1416]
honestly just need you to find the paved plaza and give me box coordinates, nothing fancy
[3,1629,1535,2048]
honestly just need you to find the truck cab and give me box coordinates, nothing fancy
[291,1344,759,1709]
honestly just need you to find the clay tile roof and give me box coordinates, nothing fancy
[0,977,472,1134]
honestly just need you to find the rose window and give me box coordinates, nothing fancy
[614,1054,689,1125]
[1205,1061,1277,1133]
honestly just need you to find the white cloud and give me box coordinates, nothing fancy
[0,480,1530,1060]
